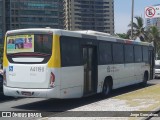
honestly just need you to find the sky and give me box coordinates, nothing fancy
[114,0,160,33]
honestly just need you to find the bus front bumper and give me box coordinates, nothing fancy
[3,85,59,98]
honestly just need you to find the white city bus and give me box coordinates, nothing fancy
[3,28,154,98]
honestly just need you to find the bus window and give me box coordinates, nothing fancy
[143,46,149,62]
[6,34,52,55]
[113,43,124,64]
[60,36,80,67]
[99,42,112,65]
[124,45,134,63]
[134,46,142,62]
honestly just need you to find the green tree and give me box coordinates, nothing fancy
[146,26,160,58]
[127,16,147,41]
[116,33,129,39]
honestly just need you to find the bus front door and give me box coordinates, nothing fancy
[83,46,97,96]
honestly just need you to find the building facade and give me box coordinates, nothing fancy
[0,0,115,43]
[64,0,114,34]
[0,0,5,43]
[5,0,64,30]
[0,0,2,43]
[145,4,160,31]
[0,0,64,43]
[146,18,160,30]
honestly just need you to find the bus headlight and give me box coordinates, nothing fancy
[49,72,55,88]
[3,70,7,86]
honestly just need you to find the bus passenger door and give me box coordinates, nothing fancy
[83,46,98,96]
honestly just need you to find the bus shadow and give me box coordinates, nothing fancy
[0,92,17,103]
[12,82,156,114]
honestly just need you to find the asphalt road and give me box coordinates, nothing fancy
[0,79,159,119]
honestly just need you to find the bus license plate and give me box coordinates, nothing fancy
[21,91,32,96]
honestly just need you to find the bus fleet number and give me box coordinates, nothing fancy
[30,67,44,72]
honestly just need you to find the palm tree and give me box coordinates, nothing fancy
[127,16,147,41]
[146,26,160,58]
[116,33,129,39]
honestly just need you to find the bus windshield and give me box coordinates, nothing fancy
[6,34,52,55]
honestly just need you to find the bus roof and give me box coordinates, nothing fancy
[6,28,153,46]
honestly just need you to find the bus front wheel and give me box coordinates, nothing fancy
[101,80,112,98]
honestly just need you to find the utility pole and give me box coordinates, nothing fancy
[131,0,134,39]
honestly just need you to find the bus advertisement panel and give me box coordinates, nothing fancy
[7,35,34,53]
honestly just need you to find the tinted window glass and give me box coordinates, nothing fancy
[99,42,112,64]
[60,36,80,67]
[34,34,52,54]
[113,44,124,63]
[125,45,134,63]
[143,46,149,62]
[134,46,142,62]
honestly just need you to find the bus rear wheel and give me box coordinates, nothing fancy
[101,80,112,98]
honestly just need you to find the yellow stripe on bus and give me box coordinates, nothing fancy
[3,36,9,67]
[48,34,61,68]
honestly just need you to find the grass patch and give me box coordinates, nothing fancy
[114,84,160,111]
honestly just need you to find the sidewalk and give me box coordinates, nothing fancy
[41,84,160,120]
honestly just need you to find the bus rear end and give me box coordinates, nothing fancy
[3,29,60,98]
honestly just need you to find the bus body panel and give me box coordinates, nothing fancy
[122,63,135,85]
[3,67,61,98]
[6,63,49,88]
[112,64,133,88]
[134,63,150,83]
[60,86,82,98]
[60,66,83,98]
[134,63,143,83]
[98,65,114,92]
[98,63,150,91]
[3,85,60,98]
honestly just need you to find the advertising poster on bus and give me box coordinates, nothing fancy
[7,35,34,53]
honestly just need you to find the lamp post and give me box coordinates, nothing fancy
[131,0,134,39]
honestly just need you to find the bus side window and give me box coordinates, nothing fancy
[113,43,124,64]
[124,45,134,63]
[142,46,149,63]
[99,41,112,65]
[134,46,142,62]
[60,36,81,67]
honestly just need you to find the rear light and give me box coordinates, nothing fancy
[49,72,55,88]
[3,70,7,86]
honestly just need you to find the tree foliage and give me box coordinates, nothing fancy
[146,26,160,58]
[127,16,147,41]
[116,33,129,39]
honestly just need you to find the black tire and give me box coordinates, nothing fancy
[101,80,112,98]
[141,72,148,87]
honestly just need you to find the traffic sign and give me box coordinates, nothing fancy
[145,5,160,18]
